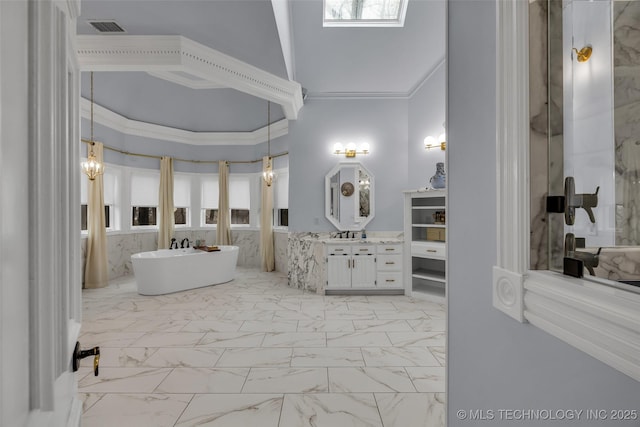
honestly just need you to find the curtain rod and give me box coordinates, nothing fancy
[81,139,288,164]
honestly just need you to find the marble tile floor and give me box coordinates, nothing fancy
[78,268,446,427]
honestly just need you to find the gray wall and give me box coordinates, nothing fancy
[408,62,447,189]
[447,2,640,426]
[288,97,408,232]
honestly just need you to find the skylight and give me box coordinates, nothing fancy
[323,0,408,27]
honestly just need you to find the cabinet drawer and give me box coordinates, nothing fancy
[327,245,352,255]
[377,254,402,271]
[352,244,375,255]
[411,241,445,259]
[377,271,403,288]
[377,243,403,255]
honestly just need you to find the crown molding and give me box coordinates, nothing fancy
[76,35,303,119]
[81,98,288,146]
[305,58,446,101]
[146,71,224,89]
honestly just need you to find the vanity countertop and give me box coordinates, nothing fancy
[322,238,403,244]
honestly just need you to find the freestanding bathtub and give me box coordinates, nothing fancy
[131,246,239,295]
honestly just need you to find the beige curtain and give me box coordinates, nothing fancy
[260,156,275,271]
[84,142,108,288]
[217,160,232,245]
[158,157,174,249]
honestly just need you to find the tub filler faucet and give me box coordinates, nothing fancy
[170,238,178,249]
[564,233,601,276]
[181,238,190,248]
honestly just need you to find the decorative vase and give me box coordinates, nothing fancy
[429,162,446,189]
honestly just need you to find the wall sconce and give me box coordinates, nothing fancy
[333,142,370,158]
[424,132,446,151]
[572,45,592,63]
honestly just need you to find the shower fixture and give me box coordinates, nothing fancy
[564,176,599,225]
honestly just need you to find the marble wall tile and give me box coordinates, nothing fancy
[591,247,640,281]
[614,1,640,250]
[529,0,551,270]
[274,230,288,274]
[530,0,565,271]
[287,232,330,293]
[82,228,288,285]
[83,229,401,288]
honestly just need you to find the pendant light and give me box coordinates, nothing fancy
[81,71,104,180]
[262,101,275,187]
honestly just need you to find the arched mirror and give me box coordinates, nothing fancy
[325,162,374,231]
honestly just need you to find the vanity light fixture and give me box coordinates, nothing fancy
[333,141,370,158]
[424,132,446,151]
[81,71,104,180]
[262,101,275,187]
[572,45,592,63]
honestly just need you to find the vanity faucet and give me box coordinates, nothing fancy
[181,238,190,248]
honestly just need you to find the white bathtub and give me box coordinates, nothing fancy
[131,246,239,295]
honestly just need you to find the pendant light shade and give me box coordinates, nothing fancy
[82,71,104,180]
[263,101,275,187]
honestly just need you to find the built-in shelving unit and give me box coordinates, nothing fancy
[403,189,446,301]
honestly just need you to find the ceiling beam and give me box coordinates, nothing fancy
[76,35,304,119]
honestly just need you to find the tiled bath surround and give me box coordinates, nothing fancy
[82,229,289,283]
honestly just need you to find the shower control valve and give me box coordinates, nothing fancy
[564,177,599,225]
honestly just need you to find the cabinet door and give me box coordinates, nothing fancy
[351,255,377,288]
[328,255,352,288]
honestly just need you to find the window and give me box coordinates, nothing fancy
[323,0,407,27]
[173,173,191,226]
[274,170,289,227]
[201,175,219,226]
[131,171,159,227]
[229,175,250,225]
[200,174,251,225]
[80,167,116,231]
[132,206,156,226]
[80,205,110,230]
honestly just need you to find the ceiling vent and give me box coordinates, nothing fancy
[88,21,126,33]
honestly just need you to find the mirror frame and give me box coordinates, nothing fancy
[325,161,375,231]
[494,1,640,382]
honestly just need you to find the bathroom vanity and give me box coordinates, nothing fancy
[325,239,404,294]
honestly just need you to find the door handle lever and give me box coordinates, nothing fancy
[72,341,100,376]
